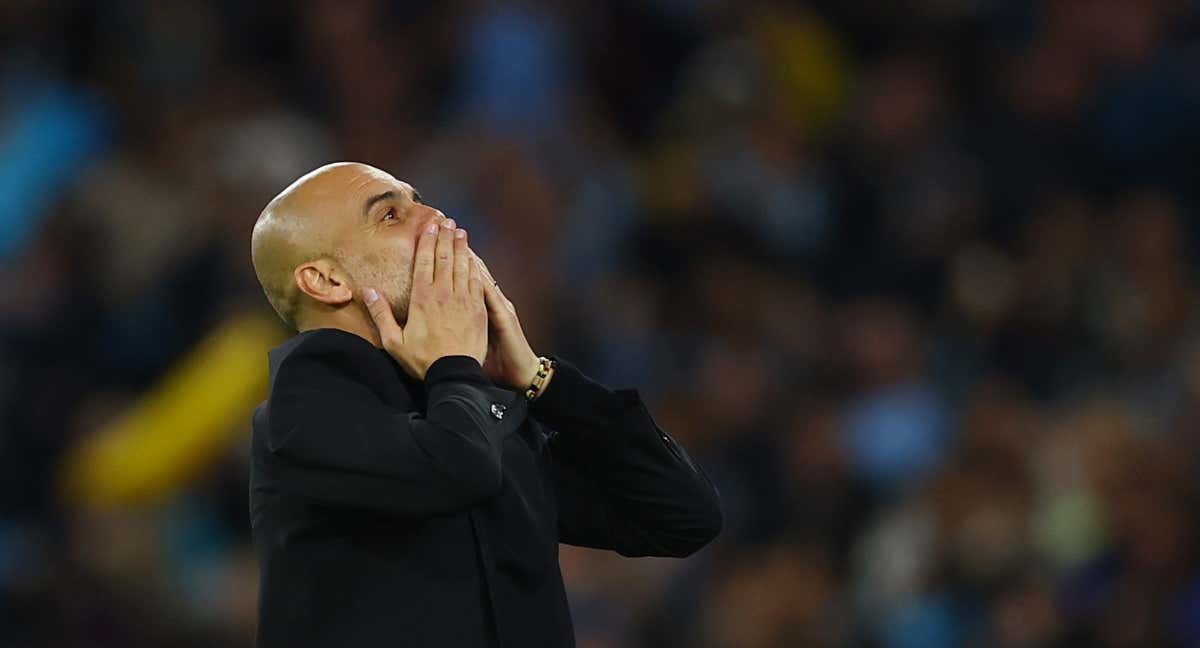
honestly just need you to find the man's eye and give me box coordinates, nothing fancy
[383,208,397,221]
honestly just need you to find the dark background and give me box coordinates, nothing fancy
[4,0,1200,646]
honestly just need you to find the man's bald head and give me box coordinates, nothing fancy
[251,162,444,331]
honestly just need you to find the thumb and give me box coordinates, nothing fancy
[363,287,402,344]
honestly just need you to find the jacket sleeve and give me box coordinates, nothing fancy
[533,357,723,557]
[264,352,513,517]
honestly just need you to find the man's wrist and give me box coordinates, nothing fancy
[529,364,555,401]
[522,356,556,401]
[516,356,541,390]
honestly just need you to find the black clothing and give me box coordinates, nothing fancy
[250,328,722,647]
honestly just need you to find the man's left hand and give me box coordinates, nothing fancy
[472,252,541,391]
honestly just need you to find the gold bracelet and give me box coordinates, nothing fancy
[523,357,555,401]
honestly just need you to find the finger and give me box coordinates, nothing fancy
[363,287,402,344]
[453,229,470,294]
[468,251,484,300]
[413,221,438,285]
[474,253,514,317]
[486,268,517,314]
[474,254,496,285]
[434,219,456,288]
[482,274,514,325]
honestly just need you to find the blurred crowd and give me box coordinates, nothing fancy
[4,0,1200,646]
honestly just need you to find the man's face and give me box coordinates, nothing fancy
[331,166,447,324]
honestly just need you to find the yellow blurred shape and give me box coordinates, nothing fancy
[60,313,287,508]
[752,5,848,137]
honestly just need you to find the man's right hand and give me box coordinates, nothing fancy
[363,219,487,379]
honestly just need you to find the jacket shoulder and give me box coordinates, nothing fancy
[267,329,400,392]
[265,330,402,426]
[261,331,397,453]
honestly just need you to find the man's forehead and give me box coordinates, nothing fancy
[262,163,421,236]
[285,163,411,202]
[350,174,421,211]
[348,165,408,194]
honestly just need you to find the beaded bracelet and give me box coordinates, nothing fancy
[523,357,555,401]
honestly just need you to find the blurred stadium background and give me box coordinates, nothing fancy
[4,0,1200,646]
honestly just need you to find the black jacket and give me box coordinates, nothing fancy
[249,328,722,647]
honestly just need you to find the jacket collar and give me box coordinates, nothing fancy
[268,328,424,406]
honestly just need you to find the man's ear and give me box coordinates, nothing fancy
[293,258,354,307]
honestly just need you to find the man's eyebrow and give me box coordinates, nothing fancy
[411,188,423,204]
[363,191,396,218]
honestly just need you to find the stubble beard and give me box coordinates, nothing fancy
[349,256,414,326]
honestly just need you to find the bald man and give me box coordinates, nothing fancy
[247,163,722,647]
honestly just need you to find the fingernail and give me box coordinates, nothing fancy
[364,288,379,304]
[455,229,466,239]
[425,223,438,235]
[442,219,456,229]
